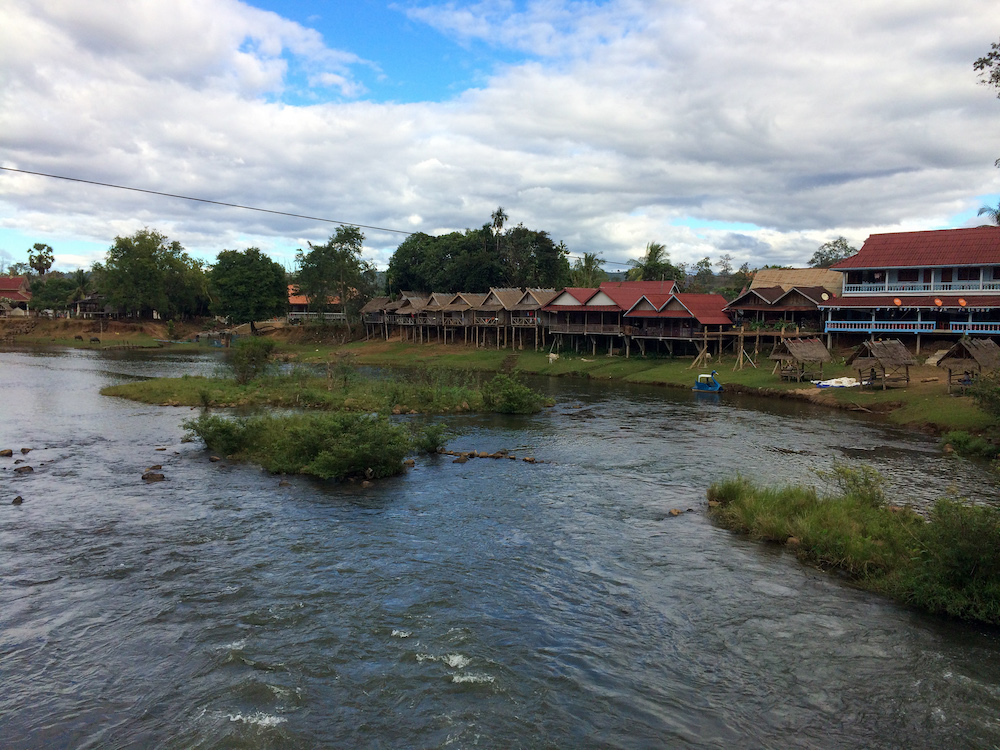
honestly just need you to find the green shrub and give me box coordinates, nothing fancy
[940,430,999,459]
[184,411,412,480]
[811,459,887,508]
[481,373,544,414]
[411,422,450,454]
[707,467,1000,624]
[895,499,1000,622]
[227,336,277,384]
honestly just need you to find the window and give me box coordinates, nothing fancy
[846,271,862,285]
[896,269,918,282]
[957,267,981,281]
[992,267,1000,280]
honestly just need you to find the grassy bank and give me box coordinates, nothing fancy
[311,340,993,435]
[102,368,549,415]
[707,468,1000,624]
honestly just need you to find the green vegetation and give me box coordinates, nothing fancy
[227,336,277,384]
[102,367,487,413]
[708,464,1000,624]
[209,247,288,326]
[481,373,546,414]
[184,411,421,480]
[940,430,1000,459]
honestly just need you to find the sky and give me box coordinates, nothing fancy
[1,0,999,277]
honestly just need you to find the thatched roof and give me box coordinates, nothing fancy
[359,296,390,314]
[768,337,832,363]
[845,339,917,368]
[937,337,1000,372]
[750,268,843,296]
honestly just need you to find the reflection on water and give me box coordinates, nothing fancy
[1,349,999,749]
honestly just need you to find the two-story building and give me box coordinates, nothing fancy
[818,227,1000,352]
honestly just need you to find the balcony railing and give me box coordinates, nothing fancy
[950,321,1000,333]
[842,281,1000,294]
[548,323,622,334]
[387,315,414,325]
[511,317,540,327]
[288,311,347,322]
[825,320,935,332]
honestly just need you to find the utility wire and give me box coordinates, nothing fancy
[1,165,636,266]
[0,166,414,236]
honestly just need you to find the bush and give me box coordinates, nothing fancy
[227,336,276,384]
[481,373,544,414]
[940,430,999,459]
[896,499,1000,622]
[184,411,412,480]
[811,459,887,509]
[411,422,450,453]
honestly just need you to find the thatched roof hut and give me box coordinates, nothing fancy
[845,339,917,389]
[768,337,833,381]
[937,337,1000,392]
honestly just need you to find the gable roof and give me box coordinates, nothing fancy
[937,337,1000,372]
[359,296,390,314]
[845,339,917,368]
[768,337,833,363]
[598,280,676,311]
[832,227,1000,270]
[751,268,842,295]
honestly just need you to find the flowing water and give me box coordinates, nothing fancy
[2,349,1000,749]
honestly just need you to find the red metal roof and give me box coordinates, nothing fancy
[598,280,676,310]
[673,293,732,325]
[832,227,1000,270]
[818,294,1000,310]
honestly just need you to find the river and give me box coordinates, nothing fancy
[1,348,999,749]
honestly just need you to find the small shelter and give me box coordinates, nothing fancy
[845,339,917,389]
[768,337,833,382]
[936,337,1000,393]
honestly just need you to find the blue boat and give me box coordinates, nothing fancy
[693,370,723,392]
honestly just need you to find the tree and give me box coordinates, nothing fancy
[809,237,857,267]
[627,242,682,282]
[685,257,716,293]
[978,200,1000,226]
[68,269,91,303]
[28,243,54,276]
[975,40,1000,95]
[570,252,608,287]
[95,228,209,319]
[491,206,508,253]
[384,211,569,294]
[974,40,1000,167]
[210,248,288,329]
[295,226,375,333]
[5,262,30,277]
[28,273,74,311]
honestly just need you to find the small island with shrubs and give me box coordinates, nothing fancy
[101,337,551,481]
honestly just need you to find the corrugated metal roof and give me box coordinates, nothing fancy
[831,227,1000,270]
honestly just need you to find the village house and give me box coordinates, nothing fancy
[0,276,32,317]
[818,227,1000,352]
[725,267,842,332]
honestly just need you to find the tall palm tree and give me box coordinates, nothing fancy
[978,200,1000,226]
[627,242,680,282]
[68,268,91,303]
[570,252,607,287]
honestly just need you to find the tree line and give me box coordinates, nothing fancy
[4,209,862,327]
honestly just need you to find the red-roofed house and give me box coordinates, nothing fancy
[0,276,32,316]
[544,280,730,355]
[818,227,1000,349]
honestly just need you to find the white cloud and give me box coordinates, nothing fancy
[1,0,998,275]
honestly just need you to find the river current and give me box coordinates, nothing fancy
[1,348,999,749]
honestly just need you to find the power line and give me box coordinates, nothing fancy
[0,166,415,236]
[0,165,636,266]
